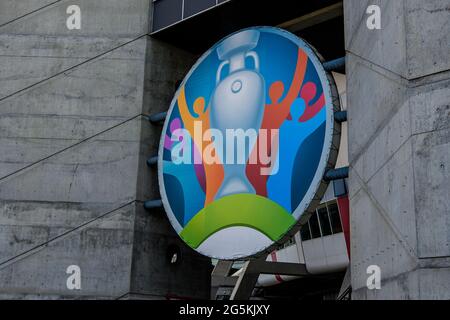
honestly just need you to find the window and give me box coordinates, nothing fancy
[152,0,183,31]
[309,212,321,239]
[152,0,231,32]
[317,206,332,236]
[333,178,347,198]
[280,236,296,249]
[299,200,344,242]
[300,223,311,241]
[328,202,343,234]
[184,0,216,18]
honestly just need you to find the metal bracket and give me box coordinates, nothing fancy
[146,155,158,167]
[146,112,167,124]
[324,166,349,181]
[334,110,347,123]
[212,256,308,300]
[143,199,163,210]
[323,57,345,73]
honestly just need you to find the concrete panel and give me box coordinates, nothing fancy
[357,99,411,183]
[0,0,55,26]
[410,77,450,135]
[0,35,144,100]
[0,138,78,178]
[418,267,450,299]
[129,206,211,299]
[348,151,364,199]
[350,187,416,292]
[352,269,420,300]
[0,117,142,263]
[353,267,450,300]
[0,0,150,37]
[413,127,450,258]
[0,1,211,300]
[0,201,121,263]
[0,35,146,105]
[0,117,142,204]
[0,203,136,299]
[0,0,149,100]
[405,0,450,79]
[345,0,407,78]
[343,0,371,49]
[366,139,417,251]
[350,140,418,292]
[142,39,195,115]
[136,38,195,202]
[0,38,146,179]
[346,54,408,162]
[345,0,450,80]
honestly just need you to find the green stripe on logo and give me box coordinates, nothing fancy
[180,194,295,248]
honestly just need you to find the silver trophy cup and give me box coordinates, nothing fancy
[209,30,266,200]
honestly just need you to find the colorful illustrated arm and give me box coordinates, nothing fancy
[299,93,325,122]
[177,86,193,134]
[279,50,308,115]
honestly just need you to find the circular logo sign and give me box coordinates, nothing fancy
[158,27,340,260]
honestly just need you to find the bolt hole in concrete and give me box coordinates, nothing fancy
[167,244,182,265]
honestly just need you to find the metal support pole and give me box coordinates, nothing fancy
[211,260,235,299]
[323,57,345,73]
[324,167,349,181]
[146,155,158,167]
[147,112,167,124]
[228,257,309,300]
[334,110,347,123]
[230,256,266,300]
[143,199,163,210]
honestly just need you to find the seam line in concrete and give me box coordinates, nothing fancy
[409,81,421,269]
[350,165,418,261]
[347,50,450,86]
[0,200,136,270]
[0,34,147,104]
[350,119,450,199]
[354,135,412,192]
[345,0,372,52]
[348,80,409,167]
[0,114,143,182]
[0,0,64,29]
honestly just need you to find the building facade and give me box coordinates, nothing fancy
[0,0,448,299]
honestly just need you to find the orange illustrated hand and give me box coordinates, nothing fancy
[246,49,308,196]
[177,87,224,205]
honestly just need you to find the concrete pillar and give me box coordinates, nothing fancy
[345,0,450,299]
[0,0,210,299]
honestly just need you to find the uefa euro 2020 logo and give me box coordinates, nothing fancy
[158,27,339,259]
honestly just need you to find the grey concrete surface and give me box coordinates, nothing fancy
[0,0,210,299]
[1,0,448,301]
[345,0,450,299]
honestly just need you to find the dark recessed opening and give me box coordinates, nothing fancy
[151,0,344,61]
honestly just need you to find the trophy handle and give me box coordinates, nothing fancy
[245,51,260,71]
[216,60,229,85]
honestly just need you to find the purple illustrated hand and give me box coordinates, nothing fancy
[164,118,182,151]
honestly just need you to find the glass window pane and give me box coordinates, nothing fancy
[281,237,295,248]
[309,212,321,239]
[318,207,332,236]
[328,202,343,234]
[300,223,311,241]
[184,0,216,18]
[333,179,348,198]
[153,0,183,31]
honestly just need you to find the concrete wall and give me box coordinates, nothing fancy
[0,1,210,299]
[345,0,450,299]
